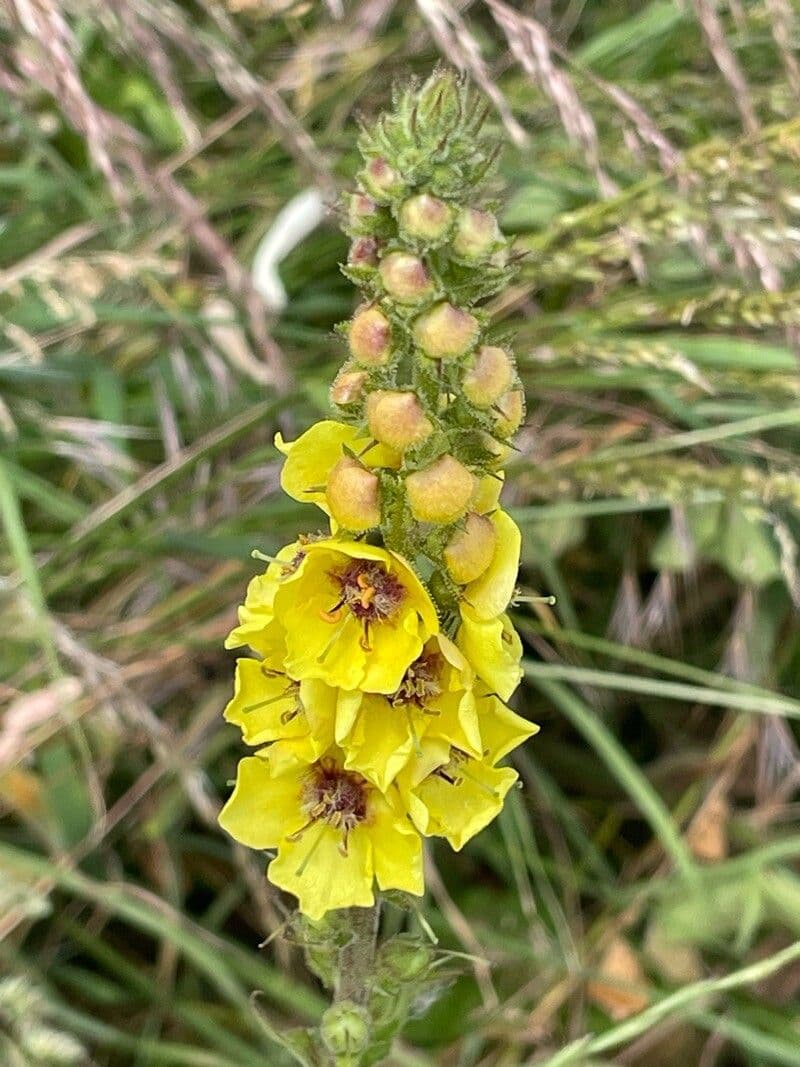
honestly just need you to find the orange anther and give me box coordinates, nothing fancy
[320,607,343,623]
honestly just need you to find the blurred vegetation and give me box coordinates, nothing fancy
[1,0,799,1064]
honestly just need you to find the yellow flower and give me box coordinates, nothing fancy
[457,610,523,701]
[224,658,335,759]
[399,743,518,851]
[219,746,423,920]
[276,421,399,517]
[225,542,303,658]
[275,541,440,693]
[333,634,480,791]
[460,510,520,620]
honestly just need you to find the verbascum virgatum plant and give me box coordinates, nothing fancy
[218,70,538,1066]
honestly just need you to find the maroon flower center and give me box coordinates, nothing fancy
[320,560,406,651]
[390,652,443,708]
[290,760,370,856]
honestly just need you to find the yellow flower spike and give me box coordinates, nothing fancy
[275,541,439,694]
[399,746,518,850]
[275,420,400,516]
[460,510,521,619]
[224,542,304,657]
[219,748,423,921]
[475,687,539,765]
[457,609,523,702]
[333,634,480,792]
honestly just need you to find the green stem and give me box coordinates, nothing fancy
[334,905,380,1006]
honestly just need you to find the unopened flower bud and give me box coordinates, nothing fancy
[406,455,475,523]
[326,456,381,531]
[453,208,501,261]
[480,431,512,467]
[494,389,525,437]
[379,252,434,304]
[413,302,479,360]
[360,157,404,203]
[348,305,392,366]
[320,1001,371,1057]
[348,192,379,233]
[462,345,515,407]
[444,512,497,583]
[378,934,436,982]
[366,390,433,452]
[330,366,368,406]
[348,236,380,267]
[399,193,452,241]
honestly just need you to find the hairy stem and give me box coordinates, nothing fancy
[334,905,380,1006]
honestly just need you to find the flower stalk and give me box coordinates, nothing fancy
[218,69,539,1065]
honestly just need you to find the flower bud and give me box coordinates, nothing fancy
[444,511,497,583]
[367,390,433,452]
[325,457,381,531]
[480,431,512,468]
[320,1001,371,1057]
[348,236,380,267]
[348,305,392,366]
[399,193,452,241]
[378,934,436,983]
[413,302,479,360]
[379,252,434,304]
[462,345,515,407]
[406,455,475,524]
[330,366,368,406]
[494,389,525,437]
[348,192,379,233]
[360,157,404,203]
[453,208,501,261]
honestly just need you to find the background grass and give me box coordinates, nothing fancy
[1,0,799,1064]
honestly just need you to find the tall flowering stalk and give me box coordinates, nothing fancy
[219,70,537,1065]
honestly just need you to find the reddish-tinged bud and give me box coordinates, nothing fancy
[453,208,501,261]
[326,456,381,531]
[405,455,475,524]
[444,512,497,583]
[366,390,433,452]
[494,388,525,437]
[348,236,380,267]
[348,306,392,366]
[462,345,515,407]
[379,252,434,304]
[348,193,379,233]
[399,193,452,241]
[330,366,368,406]
[413,302,479,360]
[360,157,404,203]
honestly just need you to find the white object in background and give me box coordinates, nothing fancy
[251,188,327,313]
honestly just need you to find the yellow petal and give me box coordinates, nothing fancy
[413,760,518,850]
[477,691,539,765]
[268,824,374,921]
[471,472,504,513]
[218,757,307,849]
[462,511,520,620]
[369,792,424,896]
[224,659,307,747]
[457,610,523,701]
[277,421,364,513]
[342,694,415,791]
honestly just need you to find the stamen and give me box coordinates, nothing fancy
[360,619,372,652]
[294,823,329,877]
[243,689,295,714]
[317,614,352,662]
[280,705,301,725]
[404,706,423,757]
